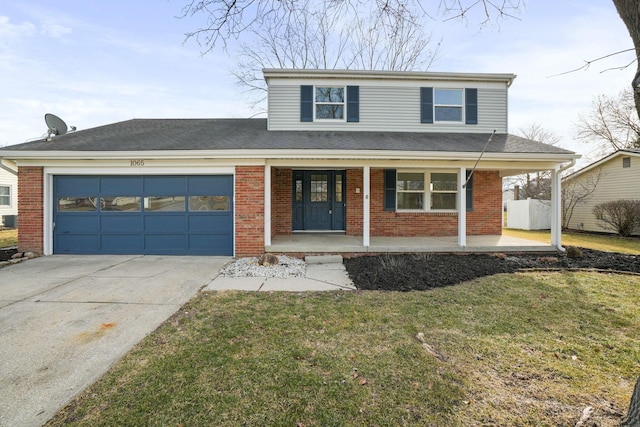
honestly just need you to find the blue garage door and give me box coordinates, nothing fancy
[54,175,233,255]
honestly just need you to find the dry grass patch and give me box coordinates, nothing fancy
[47,272,638,426]
[0,228,17,247]
[503,228,640,254]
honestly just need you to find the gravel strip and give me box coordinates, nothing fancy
[220,255,306,278]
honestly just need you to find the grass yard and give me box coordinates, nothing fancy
[0,228,18,248]
[47,272,639,426]
[503,228,640,255]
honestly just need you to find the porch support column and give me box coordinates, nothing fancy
[550,166,562,249]
[363,166,370,247]
[458,167,467,247]
[264,164,271,247]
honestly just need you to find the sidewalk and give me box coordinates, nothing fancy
[204,255,356,292]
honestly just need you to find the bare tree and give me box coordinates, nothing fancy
[180,0,523,51]
[230,2,440,109]
[576,88,640,155]
[505,123,561,200]
[561,167,603,229]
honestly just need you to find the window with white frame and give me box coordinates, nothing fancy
[0,185,10,206]
[434,89,463,122]
[396,171,458,211]
[315,87,345,120]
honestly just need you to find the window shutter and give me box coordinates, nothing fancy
[346,85,359,122]
[465,88,478,125]
[384,169,396,211]
[300,85,313,122]
[420,87,434,124]
[465,170,473,211]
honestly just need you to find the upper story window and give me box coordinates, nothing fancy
[623,157,631,168]
[0,185,10,206]
[421,87,477,125]
[300,85,359,123]
[315,87,345,120]
[434,89,463,122]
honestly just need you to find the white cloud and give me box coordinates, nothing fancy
[0,15,35,39]
[41,21,71,38]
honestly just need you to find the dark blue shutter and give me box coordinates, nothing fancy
[347,86,359,122]
[420,87,433,124]
[465,170,473,211]
[384,169,396,211]
[300,85,313,122]
[465,88,478,125]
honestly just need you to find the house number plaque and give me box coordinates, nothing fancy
[130,160,145,166]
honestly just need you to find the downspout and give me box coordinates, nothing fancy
[554,158,577,251]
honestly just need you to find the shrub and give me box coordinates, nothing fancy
[592,199,640,237]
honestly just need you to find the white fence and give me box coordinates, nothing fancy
[506,199,551,230]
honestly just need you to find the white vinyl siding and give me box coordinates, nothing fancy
[268,85,507,133]
[0,169,17,216]
[565,154,640,234]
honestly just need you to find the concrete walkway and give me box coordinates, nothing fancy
[204,255,356,292]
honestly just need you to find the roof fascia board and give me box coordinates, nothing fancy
[563,150,640,181]
[3,149,579,164]
[262,68,516,86]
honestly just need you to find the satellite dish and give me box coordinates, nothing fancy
[44,113,68,137]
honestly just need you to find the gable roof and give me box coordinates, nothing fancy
[563,149,640,181]
[1,118,576,161]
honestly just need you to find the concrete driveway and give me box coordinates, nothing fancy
[0,255,229,427]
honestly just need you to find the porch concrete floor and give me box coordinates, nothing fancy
[267,233,557,254]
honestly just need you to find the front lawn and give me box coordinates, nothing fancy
[47,272,638,426]
[503,228,640,254]
[0,228,17,248]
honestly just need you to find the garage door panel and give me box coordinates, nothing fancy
[188,175,233,195]
[56,235,99,253]
[100,177,143,194]
[188,214,232,232]
[145,234,187,252]
[144,177,186,195]
[54,175,233,255]
[145,215,187,232]
[101,235,143,252]
[55,176,99,195]
[56,215,99,233]
[101,216,142,233]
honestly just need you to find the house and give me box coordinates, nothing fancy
[0,162,18,228]
[563,149,640,234]
[0,69,579,257]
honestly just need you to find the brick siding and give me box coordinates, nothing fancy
[17,166,44,254]
[235,166,265,257]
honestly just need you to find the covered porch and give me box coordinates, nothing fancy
[266,233,556,255]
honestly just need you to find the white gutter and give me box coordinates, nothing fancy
[0,149,581,163]
[0,158,18,175]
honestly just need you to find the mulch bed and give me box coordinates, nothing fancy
[0,248,18,262]
[344,249,640,291]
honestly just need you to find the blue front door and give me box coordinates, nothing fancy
[53,175,233,255]
[292,170,346,231]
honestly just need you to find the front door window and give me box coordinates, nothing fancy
[310,174,328,202]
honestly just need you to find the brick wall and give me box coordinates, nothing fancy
[466,170,502,235]
[367,169,502,237]
[18,166,44,254]
[272,168,292,236]
[235,166,265,257]
[345,168,363,235]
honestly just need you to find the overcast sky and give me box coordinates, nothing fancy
[0,0,635,166]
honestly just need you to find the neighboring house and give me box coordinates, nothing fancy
[563,149,640,234]
[0,69,578,257]
[0,162,18,227]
